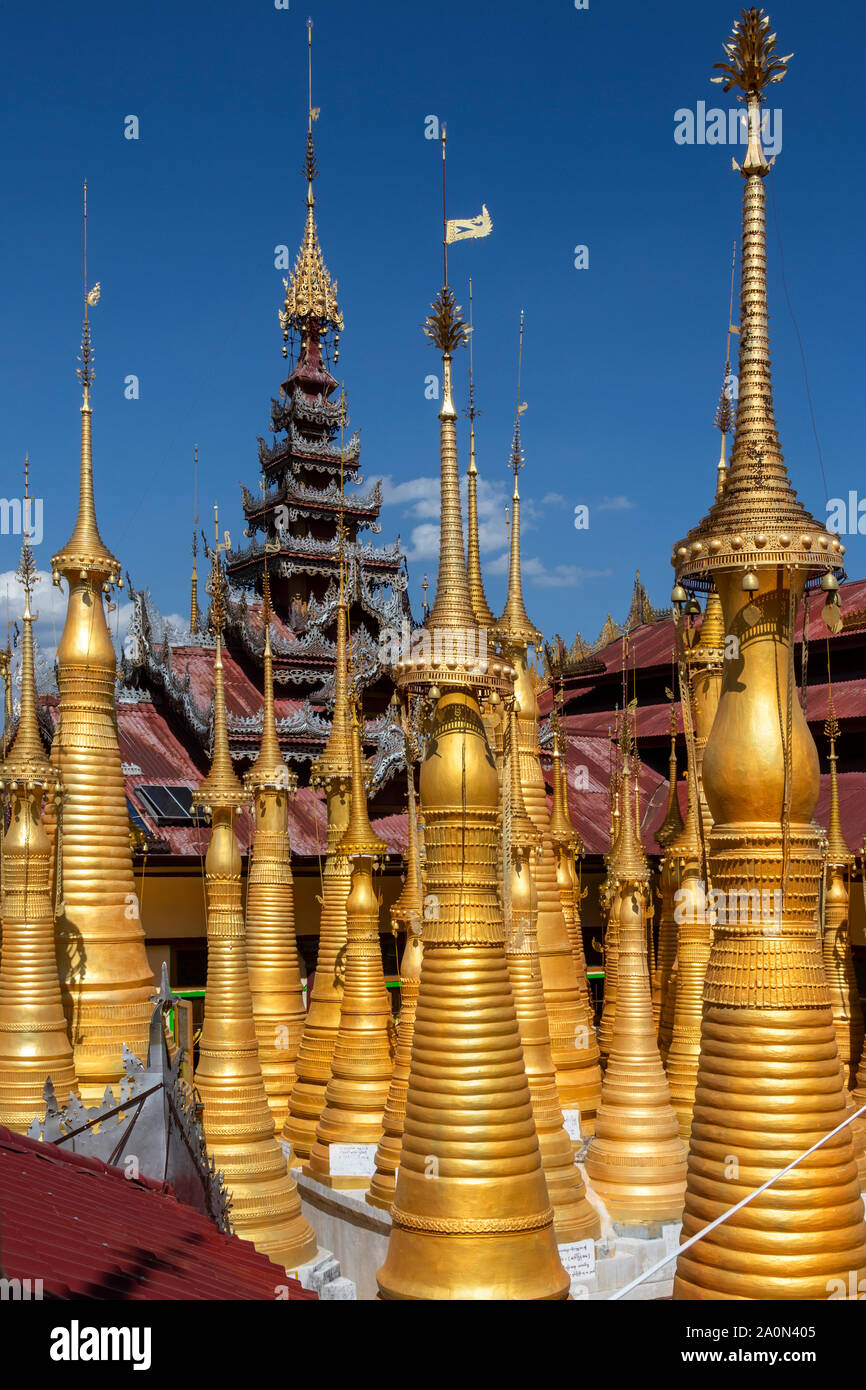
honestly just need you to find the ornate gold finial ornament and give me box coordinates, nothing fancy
[243,565,305,1132]
[51,188,153,1100]
[0,460,79,1130]
[672,10,866,1301]
[279,19,343,358]
[189,444,200,632]
[193,520,316,1266]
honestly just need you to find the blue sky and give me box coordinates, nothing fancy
[1,0,864,657]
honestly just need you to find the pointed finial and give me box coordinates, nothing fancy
[464,280,496,630]
[714,242,737,499]
[51,185,118,587]
[340,700,387,859]
[508,700,540,854]
[193,504,244,813]
[189,445,200,632]
[494,313,539,651]
[1,458,59,793]
[279,27,341,355]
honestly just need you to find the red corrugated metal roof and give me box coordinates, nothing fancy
[0,1126,316,1301]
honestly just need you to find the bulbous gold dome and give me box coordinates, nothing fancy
[420,691,498,812]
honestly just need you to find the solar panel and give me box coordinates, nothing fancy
[135,784,197,825]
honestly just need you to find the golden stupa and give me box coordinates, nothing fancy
[821,695,863,1090]
[243,567,306,1133]
[51,216,154,1101]
[584,754,688,1224]
[307,706,394,1187]
[367,753,424,1211]
[192,522,316,1267]
[379,228,567,1295]
[672,8,866,1299]
[503,703,600,1243]
[283,581,353,1160]
[0,464,79,1131]
[494,398,601,1136]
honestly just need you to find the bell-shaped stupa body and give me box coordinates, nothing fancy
[243,577,306,1132]
[193,561,316,1268]
[0,529,79,1130]
[672,12,866,1299]
[585,759,688,1223]
[380,286,567,1299]
[51,313,153,1100]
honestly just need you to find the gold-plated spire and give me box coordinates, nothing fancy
[307,700,392,1185]
[190,446,200,632]
[284,530,354,1157]
[339,703,387,860]
[0,461,78,1130]
[549,733,597,1034]
[380,161,565,1296]
[503,703,600,1244]
[279,20,343,353]
[585,756,687,1223]
[52,196,153,1099]
[244,564,306,1131]
[465,280,496,630]
[195,509,245,811]
[657,701,685,847]
[495,316,541,651]
[714,242,738,500]
[368,732,424,1209]
[367,914,423,1211]
[193,524,315,1266]
[422,286,476,635]
[52,186,120,586]
[821,687,862,1091]
[673,10,865,1301]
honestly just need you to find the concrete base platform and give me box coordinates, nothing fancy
[291,1168,391,1302]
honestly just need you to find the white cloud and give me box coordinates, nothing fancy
[596,495,635,511]
[541,491,566,505]
[486,555,612,588]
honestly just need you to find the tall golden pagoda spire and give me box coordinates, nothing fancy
[279,19,343,359]
[494,322,600,1133]
[368,738,424,1211]
[503,704,600,1244]
[672,10,864,1300]
[0,460,79,1131]
[655,698,685,1057]
[465,280,496,630]
[283,511,354,1158]
[549,728,598,1046]
[193,518,316,1266]
[244,564,306,1132]
[714,241,738,501]
[308,704,393,1186]
[821,688,863,1090]
[657,700,685,848]
[190,445,200,632]
[585,756,688,1222]
[51,186,153,1100]
[381,144,566,1298]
